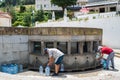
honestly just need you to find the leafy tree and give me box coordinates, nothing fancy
[3,0,19,6]
[35,10,44,22]
[21,0,35,5]
[0,1,5,7]
[47,12,52,19]
[13,21,24,27]
[9,7,17,24]
[0,0,34,7]
[51,0,77,11]
[23,12,31,27]
[20,5,26,13]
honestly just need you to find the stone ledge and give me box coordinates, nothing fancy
[0,27,102,36]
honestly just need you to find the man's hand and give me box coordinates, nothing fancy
[47,63,51,66]
[47,57,54,66]
[97,53,103,61]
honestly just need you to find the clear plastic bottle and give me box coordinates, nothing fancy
[39,65,43,75]
[96,52,100,59]
[14,64,18,74]
[102,59,107,69]
[60,63,64,72]
[45,66,50,76]
[10,64,14,74]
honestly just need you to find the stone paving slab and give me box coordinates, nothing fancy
[113,49,120,54]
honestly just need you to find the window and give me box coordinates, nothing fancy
[52,4,55,7]
[37,5,41,9]
[33,42,41,54]
[44,4,46,8]
[71,42,79,54]
[45,42,54,48]
[57,42,67,54]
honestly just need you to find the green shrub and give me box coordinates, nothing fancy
[12,21,24,27]
[79,18,83,21]
[93,16,96,19]
[84,17,89,21]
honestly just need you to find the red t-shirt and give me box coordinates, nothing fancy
[101,47,113,54]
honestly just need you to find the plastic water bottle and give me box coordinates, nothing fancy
[0,65,1,71]
[101,59,107,69]
[96,52,100,59]
[45,66,50,76]
[10,64,14,74]
[19,64,23,72]
[1,64,7,72]
[39,65,43,75]
[7,67,11,74]
[14,64,18,74]
[60,64,64,72]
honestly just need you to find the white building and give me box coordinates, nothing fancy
[35,0,62,10]
[0,12,12,27]
[77,0,88,7]
[35,0,88,11]
[85,0,120,13]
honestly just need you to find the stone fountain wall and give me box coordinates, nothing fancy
[0,28,29,64]
[0,27,102,70]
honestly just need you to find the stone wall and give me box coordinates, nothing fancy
[0,35,28,64]
[0,27,102,66]
[29,27,102,35]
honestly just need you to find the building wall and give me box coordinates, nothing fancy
[88,0,105,3]
[76,12,120,49]
[0,18,11,27]
[35,0,87,11]
[91,5,117,13]
[0,35,29,64]
[35,0,62,10]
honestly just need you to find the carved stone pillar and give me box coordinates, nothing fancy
[79,42,84,55]
[68,41,71,55]
[54,41,57,48]
[90,41,93,53]
[41,41,44,55]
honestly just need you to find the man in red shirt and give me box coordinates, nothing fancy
[98,46,115,70]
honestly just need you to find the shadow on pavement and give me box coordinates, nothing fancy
[107,68,119,72]
[51,73,67,78]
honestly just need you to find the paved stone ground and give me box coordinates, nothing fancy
[0,49,120,80]
[0,56,120,80]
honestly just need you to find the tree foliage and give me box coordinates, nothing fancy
[23,12,31,26]
[9,7,17,24]
[34,10,44,22]
[0,0,20,7]
[21,0,35,5]
[20,5,26,13]
[0,0,34,7]
[51,0,77,11]
[0,0,68,27]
